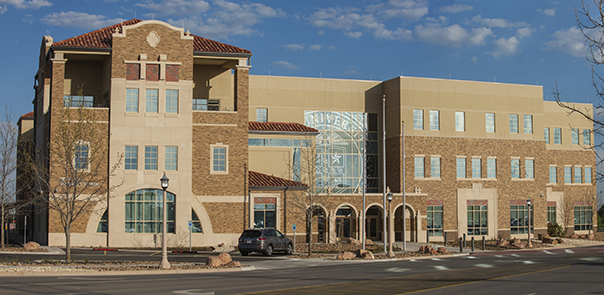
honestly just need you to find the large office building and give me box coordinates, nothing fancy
[21,19,596,247]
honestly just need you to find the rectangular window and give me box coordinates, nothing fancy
[431,157,440,178]
[547,205,556,224]
[554,128,561,144]
[415,156,425,178]
[427,205,443,237]
[485,113,495,133]
[472,158,481,178]
[549,166,557,184]
[429,110,439,130]
[125,189,174,234]
[523,115,533,134]
[74,144,89,170]
[256,108,268,122]
[212,146,227,173]
[455,111,465,132]
[144,146,157,170]
[165,146,177,171]
[583,129,591,145]
[574,206,593,231]
[564,166,572,184]
[574,166,582,183]
[509,114,518,133]
[165,90,178,113]
[585,167,592,184]
[572,129,579,145]
[456,158,466,178]
[125,146,138,170]
[254,198,276,228]
[511,159,520,179]
[146,89,158,113]
[544,128,550,144]
[487,158,496,179]
[126,89,139,112]
[525,159,534,179]
[510,204,533,234]
[413,109,424,130]
[467,205,488,235]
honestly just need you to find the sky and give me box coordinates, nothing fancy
[0,0,600,119]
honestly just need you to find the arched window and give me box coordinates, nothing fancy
[192,209,202,233]
[125,189,175,233]
[96,210,107,233]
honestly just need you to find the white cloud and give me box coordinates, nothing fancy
[42,12,125,29]
[284,44,304,51]
[439,4,473,14]
[344,70,358,75]
[164,0,286,40]
[0,5,6,13]
[327,45,336,50]
[0,0,51,10]
[368,0,429,20]
[271,60,299,70]
[516,27,533,39]
[345,31,363,39]
[537,8,556,17]
[308,44,323,51]
[136,0,210,18]
[490,36,520,57]
[415,24,492,47]
[472,15,510,28]
[546,27,587,58]
[471,56,478,63]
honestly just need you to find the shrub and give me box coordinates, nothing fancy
[548,222,564,237]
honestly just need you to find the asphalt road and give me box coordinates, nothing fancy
[0,246,603,294]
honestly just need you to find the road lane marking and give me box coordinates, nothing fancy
[523,261,536,264]
[475,264,494,268]
[150,251,161,256]
[564,249,574,254]
[386,267,411,273]
[578,257,601,261]
[431,258,442,261]
[434,265,449,270]
[465,256,476,259]
[510,254,520,257]
[543,250,554,255]
[173,290,214,295]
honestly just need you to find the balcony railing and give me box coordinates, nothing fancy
[64,96,108,108]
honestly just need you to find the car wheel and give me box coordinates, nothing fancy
[264,245,273,256]
[285,243,293,255]
[240,251,249,256]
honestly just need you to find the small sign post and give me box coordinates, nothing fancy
[292,223,297,254]
[188,220,192,252]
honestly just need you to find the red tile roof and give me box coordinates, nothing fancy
[249,122,318,134]
[20,111,34,119]
[249,171,307,189]
[52,19,251,55]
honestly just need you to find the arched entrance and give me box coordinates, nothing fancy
[365,205,384,241]
[335,205,357,241]
[307,206,327,243]
[394,205,415,242]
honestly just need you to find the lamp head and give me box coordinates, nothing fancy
[526,198,532,206]
[160,173,169,190]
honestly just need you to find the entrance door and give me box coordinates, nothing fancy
[367,217,378,240]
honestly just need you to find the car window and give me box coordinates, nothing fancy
[266,229,276,237]
[276,230,284,238]
[241,230,261,238]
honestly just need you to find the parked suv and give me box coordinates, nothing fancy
[238,228,293,256]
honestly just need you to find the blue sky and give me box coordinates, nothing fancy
[0,0,598,119]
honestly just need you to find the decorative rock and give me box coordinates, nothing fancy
[538,234,551,240]
[23,241,40,250]
[347,238,361,245]
[226,261,241,267]
[336,252,355,260]
[556,238,564,244]
[587,234,595,240]
[496,238,509,247]
[217,252,232,265]
[354,249,374,259]
[419,245,437,255]
[217,243,225,247]
[570,234,580,239]
[542,237,557,244]
[206,256,222,267]
[365,239,374,245]
[437,247,448,254]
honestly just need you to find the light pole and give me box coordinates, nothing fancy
[387,188,394,257]
[526,198,532,248]
[160,173,170,269]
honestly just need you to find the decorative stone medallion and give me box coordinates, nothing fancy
[147,31,160,47]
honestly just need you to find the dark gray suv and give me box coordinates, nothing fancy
[238,228,293,256]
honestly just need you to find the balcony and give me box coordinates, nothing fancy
[63,95,109,108]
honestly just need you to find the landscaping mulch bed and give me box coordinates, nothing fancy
[0,247,47,253]
[0,260,245,272]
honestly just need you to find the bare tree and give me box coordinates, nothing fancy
[33,106,123,261]
[559,194,598,236]
[285,137,330,257]
[0,107,19,248]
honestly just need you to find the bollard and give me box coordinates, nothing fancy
[471,237,475,252]
[459,237,463,253]
[444,232,448,246]
[463,233,467,248]
[482,236,486,251]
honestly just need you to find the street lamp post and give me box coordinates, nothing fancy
[387,189,394,257]
[160,173,170,269]
[526,198,532,248]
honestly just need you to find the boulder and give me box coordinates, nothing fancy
[217,252,232,264]
[362,251,375,260]
[336,252,355,260]
[570,234,580,239]
[538,234,551,240]
[437,247,448,254]
[496,238,509,247]
[419,245,437,255]
[556,238,564,244]
[365,239,374,245]
[355,249,374,259]
[587,234,595,240]
[226,261,241,267]
[23,241,40,250]
[347,238,361,245]
[542,237,557,244]
[510,238,525,249]
[206,256,222,267]
[217,243,225,247]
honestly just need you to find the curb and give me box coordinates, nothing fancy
[92,248,118,251]
[0,266,245,277]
